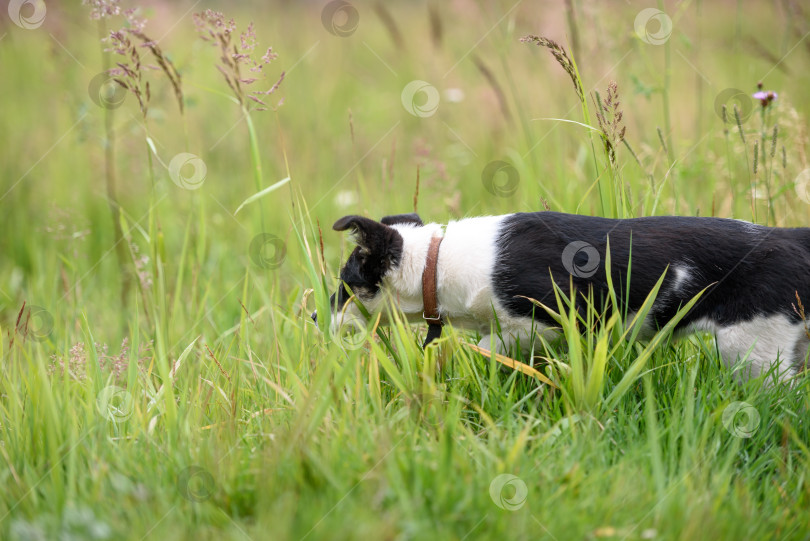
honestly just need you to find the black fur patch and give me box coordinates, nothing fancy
[332,216,404,309]
[381,213,423,226]
[493,212,810,330]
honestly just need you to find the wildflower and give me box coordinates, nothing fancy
[443,88,465,103]
[335,190,358,208]
[752,90,777,108]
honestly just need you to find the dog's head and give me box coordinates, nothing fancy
[311,213,423,332]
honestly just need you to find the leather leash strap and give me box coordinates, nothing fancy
[421,236,444,347]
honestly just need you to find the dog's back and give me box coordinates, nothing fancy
[490,212,810,379]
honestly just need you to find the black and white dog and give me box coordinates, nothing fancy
[314,212,810,382]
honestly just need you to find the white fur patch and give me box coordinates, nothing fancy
[387,215,551,349]
[712,313,806,380]
[385,216,509,333]
[671,264,691,293]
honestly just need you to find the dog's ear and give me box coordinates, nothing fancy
[333,215,401,255]
[380,213,423,227]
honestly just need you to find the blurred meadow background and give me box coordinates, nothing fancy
[2,0,810,539]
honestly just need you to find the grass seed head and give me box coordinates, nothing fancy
[734,104,746,143]
[521,34,584,103]
[193,9,283,110]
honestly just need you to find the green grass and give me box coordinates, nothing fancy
[2,1,810,539]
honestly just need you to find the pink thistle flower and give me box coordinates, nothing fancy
[752,90,778,108]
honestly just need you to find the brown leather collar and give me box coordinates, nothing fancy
[421,236,444,347]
